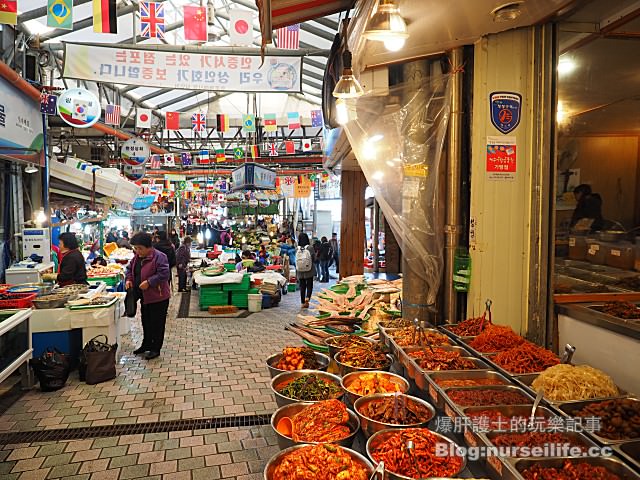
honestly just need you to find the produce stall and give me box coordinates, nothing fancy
[262,279,640,480]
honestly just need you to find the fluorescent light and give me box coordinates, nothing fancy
[558,58,576,76]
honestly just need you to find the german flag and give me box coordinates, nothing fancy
[93,0,117,33]
[216,114,229,133]
[250,145,259,159]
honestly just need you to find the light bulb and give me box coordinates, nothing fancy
[36,211,47,224]
[384,37,406,51]
[336,99,349,125]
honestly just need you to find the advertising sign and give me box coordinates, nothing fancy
[121,137,150,166]
[486,136,517,181]
[231,163,276,191]
[63,43,303,93]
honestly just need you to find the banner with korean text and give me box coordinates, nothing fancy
[62,43,303,93]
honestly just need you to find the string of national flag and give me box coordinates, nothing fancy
[1,0,299,51]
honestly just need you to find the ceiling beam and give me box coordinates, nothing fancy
[157,92,200,109]
[18,0,92,22]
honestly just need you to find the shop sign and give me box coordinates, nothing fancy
[486,136,516,181]
[63,42,303,93]
[0,77,44,163]
[317,173,341,200]
[231,163,276,190]
[121,137,150,166]
[57,87,101,128]
[489,91,521,134]
[124,164,146,181]
[132,194,156,210]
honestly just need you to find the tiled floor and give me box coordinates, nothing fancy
[0,282,319,479]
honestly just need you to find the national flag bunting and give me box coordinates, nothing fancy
[183,5,207,41]
[40,93,58,115]
[242,114,256,132]
[215,148,225,163]
[229,9,253,46]
[47,0,72,29]
[267,142,278,157]
[165,111,179,130]
[149,155,161,169]
[311,109,323,127]
[250,145,259,159]
[194,150,210,165]
[287,112,300,130]
[192,112,206,132]
[136,108,152,128]
[140,1,165,39]
[263,113,277,132]
[276,23,299,50]
[301,139,312,152]
[0,0,17,25]
[163,154,175,167]
[105,104,121,125]
[180,152,192,166]
[233,147,244,160]
[93,0,117,33]
[284,140,295,155]
[216,114,229,132]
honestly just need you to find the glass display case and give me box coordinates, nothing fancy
[0,309,32,385]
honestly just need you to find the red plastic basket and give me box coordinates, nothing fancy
[0,293,37,309]
[0,284,13,293]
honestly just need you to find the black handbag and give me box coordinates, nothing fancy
[79,335,118,385]
[124,288,137,318]
[30,348,70,392]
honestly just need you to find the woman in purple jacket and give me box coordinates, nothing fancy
[125,232,171,360]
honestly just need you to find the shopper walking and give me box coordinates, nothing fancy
[176,236,192,292]
[319,236,333,283]
[126,232,171,360]
[296,233,315,309]
[329,232,339,275]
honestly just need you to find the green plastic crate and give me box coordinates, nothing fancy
[92,274,121,287]
[223,275,251,291]
[224,263,237,272]
[200,284,223,292]
[199,291,229,307]
[230,292,248,308]
[287,283,297,292]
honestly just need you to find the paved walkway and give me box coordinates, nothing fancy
[0,284,317,480]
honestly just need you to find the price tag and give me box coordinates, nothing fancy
[445,403,457,419]
[611,249,621,257]
[429,384,438,402]
[592,244,600,251]
[488,455,503,475]
[588,248,596,256]
[403,164,428,178]
[464,428,477,447]
[569,238,576,247]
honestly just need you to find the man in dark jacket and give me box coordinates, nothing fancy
[175,236,192,292]
[318,236,333,283]
[154,231,176,287]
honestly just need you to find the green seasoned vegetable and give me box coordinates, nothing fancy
[277,374,342,401]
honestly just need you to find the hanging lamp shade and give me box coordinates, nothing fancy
[332,51,364,99]
[363,0,409,43]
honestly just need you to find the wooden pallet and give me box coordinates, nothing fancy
[207,305,238,315]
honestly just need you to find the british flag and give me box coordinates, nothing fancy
[140,1,165,39]
[267,142,279,156]
[192,112,206,132]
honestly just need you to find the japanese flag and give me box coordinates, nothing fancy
[136,108,152,129]
[301,139,312,152]
[229,9,253,46]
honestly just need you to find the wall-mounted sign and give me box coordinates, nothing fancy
[231,163,277,191]
[63,43,303,93]
[121,137,150,166]
[57,87,101,128]
[124,164,146,181]
[486,136,516,181]
[489,91,521,134]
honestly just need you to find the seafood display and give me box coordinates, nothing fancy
[389,327,450,347]
[490,432,588,453]
[287,400,352,443]
[435,377,507,388]
[409,348,477,371]
[520,460,623,480]
[447,388,531,407]
[324,335,372,350]
[448,315,492,336]
[336,347,389,370]
[592,301,640,320]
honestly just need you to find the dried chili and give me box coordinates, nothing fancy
[521,460,622,480]
[492,342,560,374]
[448,315,491,336]
[447,388,531,407]
[369,428,463,478]
[573,398,640,440]
[409,348,477,371]
[469,325,525,353]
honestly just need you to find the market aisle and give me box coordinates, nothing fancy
[0,286,319,479]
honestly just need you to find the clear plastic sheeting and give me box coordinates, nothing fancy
[340,75,451,305]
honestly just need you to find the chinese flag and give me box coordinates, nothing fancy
[0,0,18,25]
[165,112,180,130]
[183,5,207,41]
[284,140,295,155]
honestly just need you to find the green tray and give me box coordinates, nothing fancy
[302,339,329,353]
[324,325,366,336]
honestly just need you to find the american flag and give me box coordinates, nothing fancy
[192,112,206,132]
[105,104,121,125]
[149,155,161,169]
[140,1,165,39]
[277,23,299,50]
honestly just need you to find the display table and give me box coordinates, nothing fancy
[251,271,287,288]
[5,262,55,285]
[0,309,32,386]
[193,271,245,286]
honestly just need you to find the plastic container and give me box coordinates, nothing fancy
[248,294,262,312]
[0,293,37,308]
[287,283,297,292]
[586,239,607,265]
[223,275,251,292]
[262,293,273,309]
[231,292,248,308]
[568,235,588,261]
[606,242,635,270]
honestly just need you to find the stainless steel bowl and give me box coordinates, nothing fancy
[334,350,393,376]
[265,351,330,379]
[341,370,410,406]
[324,335,375,361]
[366,428,466,480]
[270,401,360,449]
[354,393,435,439]
[264,444,374,480]
[271,370,344,408]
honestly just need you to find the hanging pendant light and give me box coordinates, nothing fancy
[332,51,364,99]
[363,0,409,52]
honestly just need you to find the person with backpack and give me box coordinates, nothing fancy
[318,236,333,283]
[296,232,315,309]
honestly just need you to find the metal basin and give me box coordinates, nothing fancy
[354,393,435,439]
[263,444,374,480]
[366,428,466,480]
[269,401,360,449]
[341,370,410,406]
[265,351,330,379]
[270,370,344,408]
[334,350,393,376]
[513,456,639,480]
[443,384,534,409]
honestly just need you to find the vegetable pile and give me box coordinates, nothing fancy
[409,348,477,371]
[273,347,321,371]
[274,444,369,480]
[531,364,618,401]
[447,388,531,407]
[325,335,372,350]
[469,325,525,353]
[290,400,352,443]
[346,373,403,396]
[492,342,560,374]
[277,374,342,402]
[390,327,450,347]
[369,429,463,478]
[573,398,640,440]
[521,460,622,480]
[358,395,432,425]
[337,347,389,370]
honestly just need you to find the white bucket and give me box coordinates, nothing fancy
[248,293,263,312]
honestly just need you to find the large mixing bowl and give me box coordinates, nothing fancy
[264,444,374,480]
[341,370,410,406]
[271,370,344,408]
[266,351,330,379]
[354,393,435,439]
[270,401,360,449]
